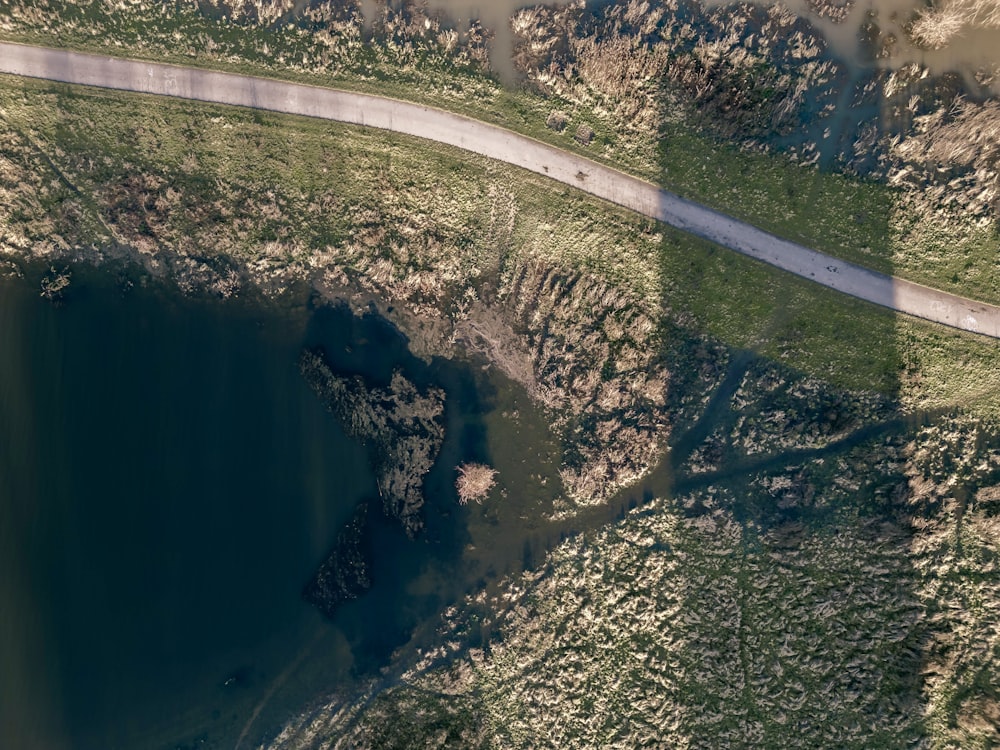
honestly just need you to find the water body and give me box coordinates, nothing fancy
[0,270,377,748]
[367,0,1000,87]
[0,266,575,749]
[726,0,1000,88]
[0,266,914,747]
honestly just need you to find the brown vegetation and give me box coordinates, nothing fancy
[455,463,497,505]
[889,94,1000,223]
[273,353,1000,749]
[511,0,839,149]
[489,260,669,506]
[3,5,1000,745]
[910,0,1000,49]
[300,351,445,537]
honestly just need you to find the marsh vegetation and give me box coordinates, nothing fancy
[2,1,1000,747]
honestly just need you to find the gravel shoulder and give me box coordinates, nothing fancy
[2,41,999,338]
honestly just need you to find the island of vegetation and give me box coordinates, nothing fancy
[2,0,1000,747]
[300,348,445,538]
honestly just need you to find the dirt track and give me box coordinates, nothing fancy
[2,41,999,338]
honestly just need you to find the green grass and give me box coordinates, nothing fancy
[0,73,663,304]
[660,221,1000,419]
[3,72,998,420]
[4,0,1000,308]
[657,122,896,275]
[895,318,1000,420]
[0,2,650,170]
[658,226,902,394]
[891,199,1000,304]
[464,495,931,748]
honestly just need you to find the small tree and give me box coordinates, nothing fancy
[456,463,497,505]
[546,110,568,132]
[574,123,595,146]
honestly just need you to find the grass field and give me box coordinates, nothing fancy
[2,74,999,421]
[3,0,1000,307]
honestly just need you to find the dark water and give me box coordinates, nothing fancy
[0,270,371,748]
[0,267,571,749]
[0,262,917,747]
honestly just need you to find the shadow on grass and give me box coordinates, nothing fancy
[643,126,944,740]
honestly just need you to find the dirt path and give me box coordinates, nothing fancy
[3,41,1000,339]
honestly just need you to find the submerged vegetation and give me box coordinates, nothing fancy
[270,356,1000,749]
[300,350,445,538]
[1,0,1000,747]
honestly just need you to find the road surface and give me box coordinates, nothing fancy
[2,41,999,339]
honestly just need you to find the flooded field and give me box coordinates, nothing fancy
[376,0,1000,86]
[0,266,576,749]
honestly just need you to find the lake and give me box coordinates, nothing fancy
[0,264,578,748]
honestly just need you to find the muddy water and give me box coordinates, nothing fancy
[364,0,1000,89]
[362,0,572,79]
[729,0,1000,87]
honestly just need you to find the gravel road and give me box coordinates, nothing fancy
[2,41,999,338]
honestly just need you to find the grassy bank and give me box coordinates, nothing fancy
[659,224,1000,418]
[2,1,1000,306]
[3,74,997,422]
[0,3,649,174]
[0,75,657,290]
